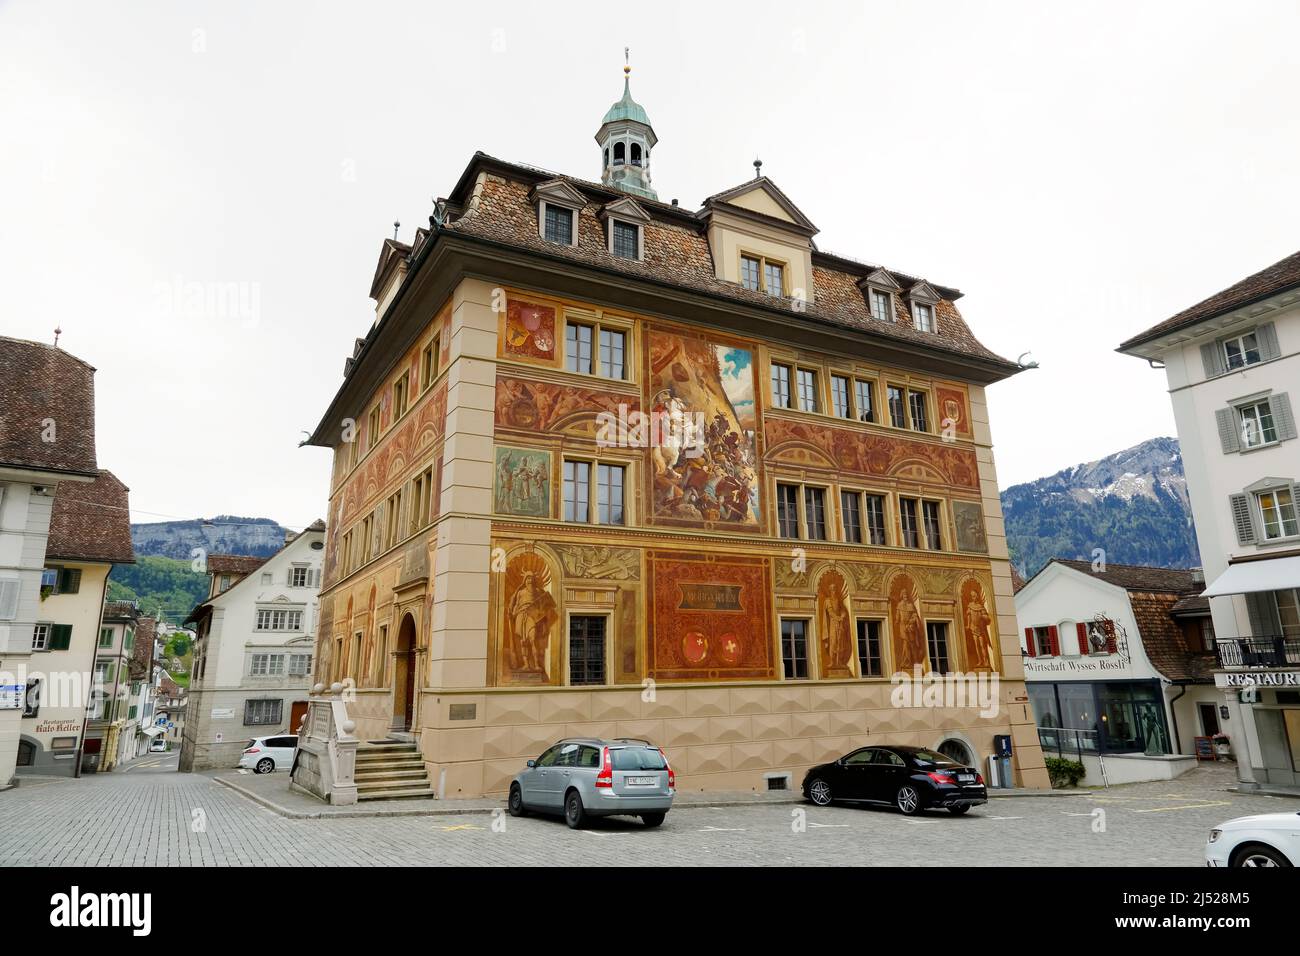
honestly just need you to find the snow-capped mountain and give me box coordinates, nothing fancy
[1001,437,1199,577]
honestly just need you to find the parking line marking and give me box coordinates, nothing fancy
[698,826,746,832]
[807,822,849,828]
[435,824,485,831]
[1132,801,1232,813]
[987,816,1023,820]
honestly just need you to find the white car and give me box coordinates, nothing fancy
[237,734,298,774]
[1205,811,1300,867]
[148,737,168,753]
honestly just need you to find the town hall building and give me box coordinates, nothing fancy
[304,67,1051,798]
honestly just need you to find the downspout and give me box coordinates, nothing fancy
[73,571,111,779]
[1168,681,1189,754]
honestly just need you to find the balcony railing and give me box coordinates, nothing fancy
[1037,727,1100,760]
[1215,636,1300,669]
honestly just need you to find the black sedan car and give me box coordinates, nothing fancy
[802,745,987,815]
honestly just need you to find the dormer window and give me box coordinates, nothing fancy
[544,205,574,245]
[611,220,639,260]
[531,180,586,249]
[599,196,650,262]
[906,281,941,333]
[858,269,902,324]
[870,289,893,322]
[740,253,786,296]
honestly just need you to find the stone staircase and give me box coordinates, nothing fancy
[354,739,435,802]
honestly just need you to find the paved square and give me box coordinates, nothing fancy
[0,762,1289,866]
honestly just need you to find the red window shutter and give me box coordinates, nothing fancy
[1103,619,1117,654]
[1024,627,1036,657]
[1047,625,1060,656]
[1076,622,1089,655]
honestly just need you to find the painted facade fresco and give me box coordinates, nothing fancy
[935,385,972,439]
[959,576,999,673]
[501,551,560,684]
[888,572,931,674]
[647,552,774,680]
[494,446,551,517]
[646,331,760,529]
[815,569,854,678]
[764,417,980,490]
[503,299,556,361]
[330,382,447,556]
[556,544,640,581]
[495,374,635,436]
[952,500,988,553]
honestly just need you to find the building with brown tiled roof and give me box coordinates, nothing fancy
[204,554,271,598]
[298,67,1051,802]
[17,473,136,776]
[1014,558,1221,784]
[1,337,124,784]
[179,523,323,772]
[1118,248,1300,791]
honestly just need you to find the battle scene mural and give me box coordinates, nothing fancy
[494,446,551,518]
[764,417,979,490]
[646,331,760,529]
[500,551,560,684]
[647,552,773,680]
[495,374,635,436]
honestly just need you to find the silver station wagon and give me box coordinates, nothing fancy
[508,738,676,829]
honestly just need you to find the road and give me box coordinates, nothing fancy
[0,762,1289,866]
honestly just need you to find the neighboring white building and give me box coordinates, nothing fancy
[1015,559,1221,784]
[180,521,325,771]
[19,471,135,775]
[0,337,101,787]
[1120,249,1300,789]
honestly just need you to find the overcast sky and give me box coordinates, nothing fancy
[3,1,1297,530]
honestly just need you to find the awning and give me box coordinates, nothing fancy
[141,726,165,737]
[1202,554,1300,597]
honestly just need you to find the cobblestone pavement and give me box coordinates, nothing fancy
[0,764,1290,866]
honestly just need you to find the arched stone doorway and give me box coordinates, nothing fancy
[392,613,417,731]
[937,737,976,767]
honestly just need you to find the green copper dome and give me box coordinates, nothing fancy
[602,76,652,128]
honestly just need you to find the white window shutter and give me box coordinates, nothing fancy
[1215,407,1241,453]
[1201,342,1226,379]
[1256,322,1281,362]
[1229,492,1257,546]
[1272,392,1297,442]
[0,579,18,620]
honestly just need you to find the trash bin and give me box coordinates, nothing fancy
[81,752,101,774]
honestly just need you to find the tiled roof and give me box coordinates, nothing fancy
[1120,249,1300,350]
[130,616,156,682]
[1051,559,1204,594]
[1128,590,1217,683]
[0,337,98,476]
[158,674,182,697]
[206,554,269,577]
[103,600,139,622]
[1045,559,1215,682]
[45,469,135,564]
[1170,593,1211,615]
[442,155,1016,369]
